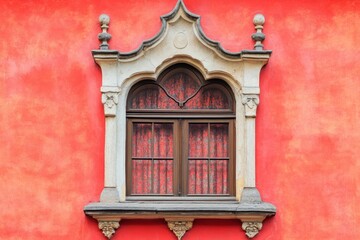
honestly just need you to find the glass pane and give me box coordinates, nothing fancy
[131,160,152,194]
[189,123,209,158]
[209,160,229,194]
[153,123,173,158]
[129,84,180,109]
[161,72,202,103]
[185,84,230,109]
[131,123,174,195]
[188,160,209,194]
[209,123,228,158]
[132,123,152,157]
[153,160,173,194]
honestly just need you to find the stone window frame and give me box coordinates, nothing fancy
[84,1,276,239]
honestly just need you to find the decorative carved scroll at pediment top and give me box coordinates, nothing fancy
[242,221,263,238]
[98,221,120,239]
[166,219,193,240]
[242,95,259,117]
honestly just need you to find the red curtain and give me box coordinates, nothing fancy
[131,123,173,194]
[129,78,231,195]
[188,123,229,195]
[129,83,230,110]
[185,85,230,109]
[161,72,202,104]
[129,85,180,110]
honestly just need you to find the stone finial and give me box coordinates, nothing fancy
[98,14,112,50]
[252,14,266,50]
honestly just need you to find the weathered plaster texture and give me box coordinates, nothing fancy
[0,0,359,239]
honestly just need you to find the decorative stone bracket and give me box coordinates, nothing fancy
[91,215,122,239]
[98,221,120,239]
[166,219,194,240]
[86,211,273,240]
[86,211,272,239]
[239,217,265,238]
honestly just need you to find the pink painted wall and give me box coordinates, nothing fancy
[0,0,359,239]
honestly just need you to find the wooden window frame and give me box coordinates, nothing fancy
[126,66,236,200]
[126,118,179,197]
[126,118,236,200]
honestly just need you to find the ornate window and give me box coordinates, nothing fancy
[84,1,276,239]
[126,64,235,198]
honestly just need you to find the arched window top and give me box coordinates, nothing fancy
[127,64,234,112]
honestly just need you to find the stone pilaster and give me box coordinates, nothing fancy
[100,86,121,202]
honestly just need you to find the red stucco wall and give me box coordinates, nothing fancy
[0,0,359,239]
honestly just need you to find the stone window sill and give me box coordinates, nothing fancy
[84,189,276,239]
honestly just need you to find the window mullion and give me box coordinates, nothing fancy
[207,123,211,194]
[151,122,154,194]
[178,119,183,196]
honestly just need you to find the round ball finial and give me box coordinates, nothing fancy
[99,14,110,25]
[253,14,265,25]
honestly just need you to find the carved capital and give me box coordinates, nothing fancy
[166,220,193,240]
[98,221,120,239]
[242,95,259,117]
[101,91,119,117]
[242,221,263,238]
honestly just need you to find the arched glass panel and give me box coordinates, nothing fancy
[160,69,202,105]
[184,84,231,109]
[128,84,180,110]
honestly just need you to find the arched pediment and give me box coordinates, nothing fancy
[92,0,271,96]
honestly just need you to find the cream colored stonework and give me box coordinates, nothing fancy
[94,1,270,202]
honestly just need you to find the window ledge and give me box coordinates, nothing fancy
[84,188,276,239]
[84,201,276,215]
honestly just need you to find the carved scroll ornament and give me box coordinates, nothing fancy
[242,221,263,238]
[98,221,120,239]
[242,95,259,117]
[101,90,120,117]
[166,220,193,240]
